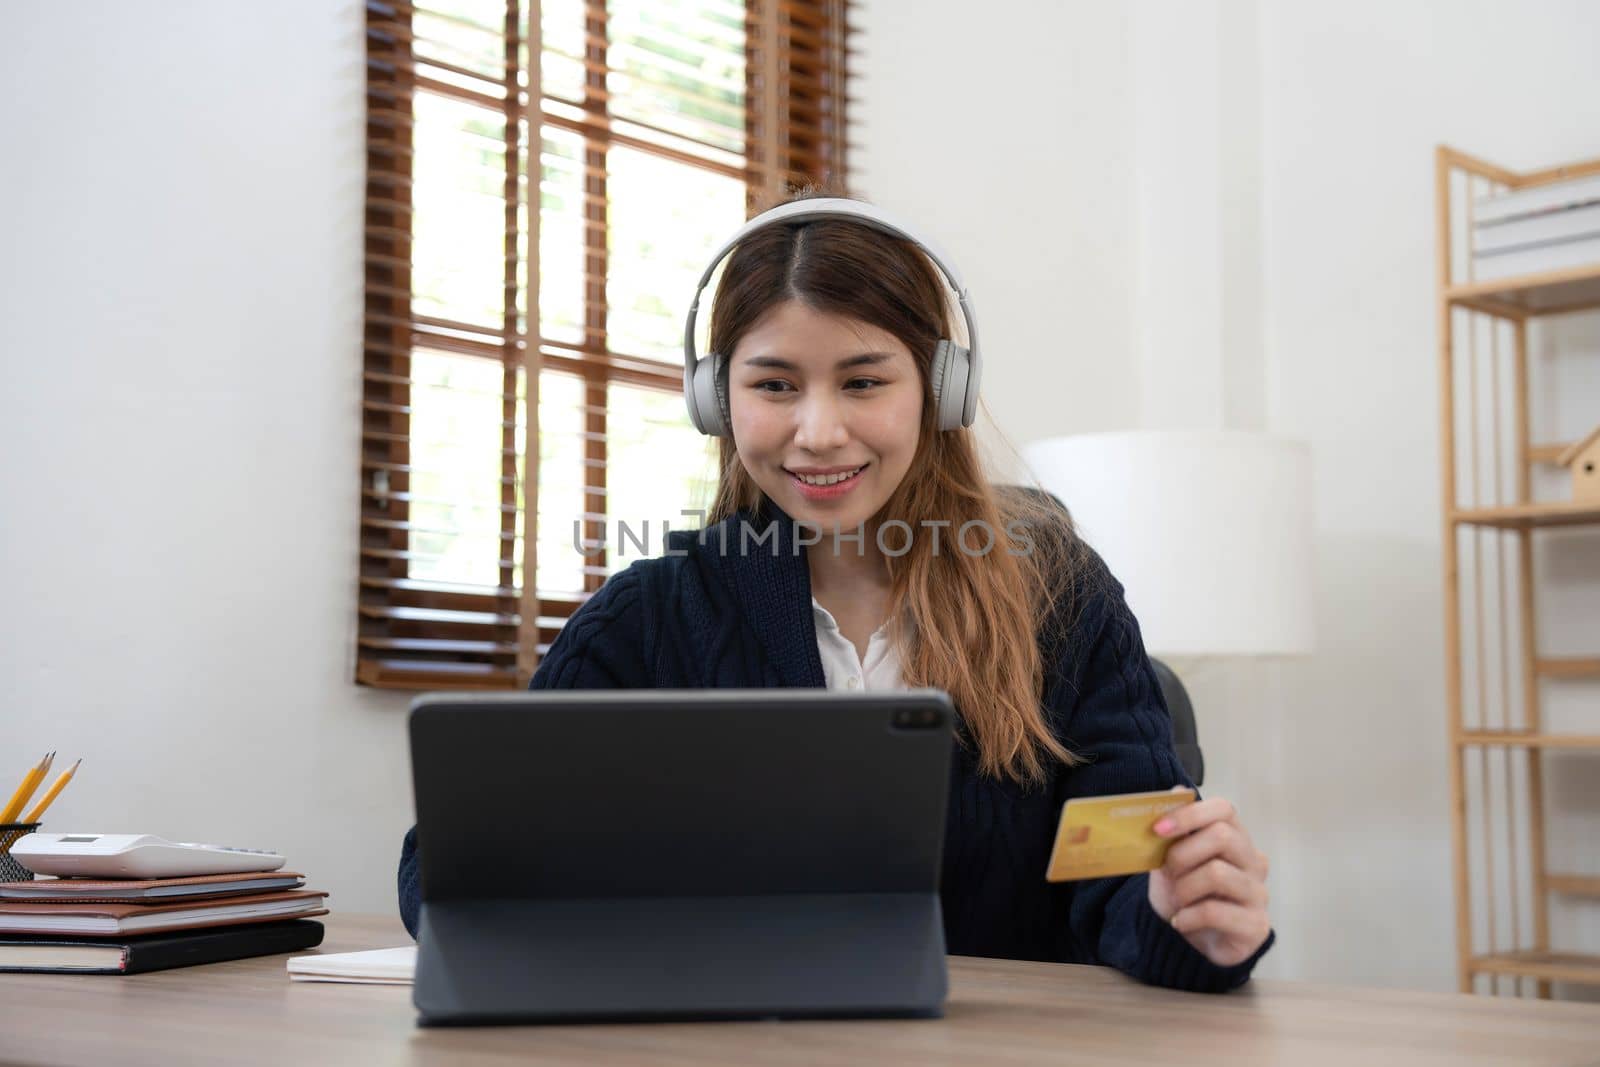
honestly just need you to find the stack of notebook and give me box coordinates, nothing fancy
[0,871,327,974]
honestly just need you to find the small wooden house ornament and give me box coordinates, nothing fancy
[1558,424,1600,505]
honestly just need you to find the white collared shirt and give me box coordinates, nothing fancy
[811,598,906,691]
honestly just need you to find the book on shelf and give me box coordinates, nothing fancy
[1470,234,1600,282]
[1473,172,1600,225]
[1474,202,1600,255]
[0,919,324,975]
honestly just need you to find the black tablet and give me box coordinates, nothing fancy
[408,688,954,1025]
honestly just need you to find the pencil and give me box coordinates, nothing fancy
[0,752,53,824]
[22,758,82,825]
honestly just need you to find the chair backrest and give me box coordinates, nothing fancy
[997,484,1205,786]
[1148,658,1204,787]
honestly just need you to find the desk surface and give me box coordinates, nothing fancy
[1,914,1596,1066]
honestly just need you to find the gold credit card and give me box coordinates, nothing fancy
[1045,788,1197,882]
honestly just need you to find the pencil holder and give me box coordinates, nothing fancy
[0,823,40,882]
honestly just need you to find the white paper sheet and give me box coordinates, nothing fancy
[287,945,415,984]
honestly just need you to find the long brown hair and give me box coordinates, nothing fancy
[705,196,1093,785]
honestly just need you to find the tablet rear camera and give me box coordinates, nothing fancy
[892,708,943,731]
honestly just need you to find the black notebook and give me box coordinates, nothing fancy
[0,918,324,974]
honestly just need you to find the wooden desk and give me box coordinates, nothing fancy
[1,915,1596,1066]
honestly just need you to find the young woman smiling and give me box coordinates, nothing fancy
[398,197,1275,991]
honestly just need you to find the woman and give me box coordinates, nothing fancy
[398,196,1274,992]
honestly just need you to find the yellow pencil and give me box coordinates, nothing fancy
[0,752,54,824]
[22,758,81,825]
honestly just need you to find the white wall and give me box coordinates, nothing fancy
[0,1,412,916]
[1258,0,1600,994]
[858,0,1600,992]
[851,0,1140,475]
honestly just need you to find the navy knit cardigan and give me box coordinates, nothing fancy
[397,506,1275,993]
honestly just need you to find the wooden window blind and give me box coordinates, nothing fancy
[359,0,853,689]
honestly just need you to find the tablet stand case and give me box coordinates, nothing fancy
[409,690,954,1025]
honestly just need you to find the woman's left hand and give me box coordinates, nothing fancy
[1146,793,1272,967]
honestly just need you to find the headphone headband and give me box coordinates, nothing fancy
[682,198,981,435]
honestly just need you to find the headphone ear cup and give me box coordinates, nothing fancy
[929,339,949,410]
[930,340,971,431]
[690,353,730,437]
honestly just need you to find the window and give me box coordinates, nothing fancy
[359,0,852,688]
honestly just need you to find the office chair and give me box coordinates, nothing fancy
[1000,485,1205,786]
[1148,658,1204,787]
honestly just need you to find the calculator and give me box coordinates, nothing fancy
[10,834,287,879]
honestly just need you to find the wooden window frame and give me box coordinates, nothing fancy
[358,0,852,690]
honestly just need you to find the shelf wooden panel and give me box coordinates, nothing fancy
[1458,731,1600,749]
[1537,657,1600,679]
[1446,262,1600,316]
[1438,148,1600,1002]
[1529,442,1574,465]
[1470,951,1600,985]
[1547,874,1600,897]
[1451,501,1600,529]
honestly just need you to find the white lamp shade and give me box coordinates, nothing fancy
[1021,431,1314,658]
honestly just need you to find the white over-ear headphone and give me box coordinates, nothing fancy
[682,198,981,438]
